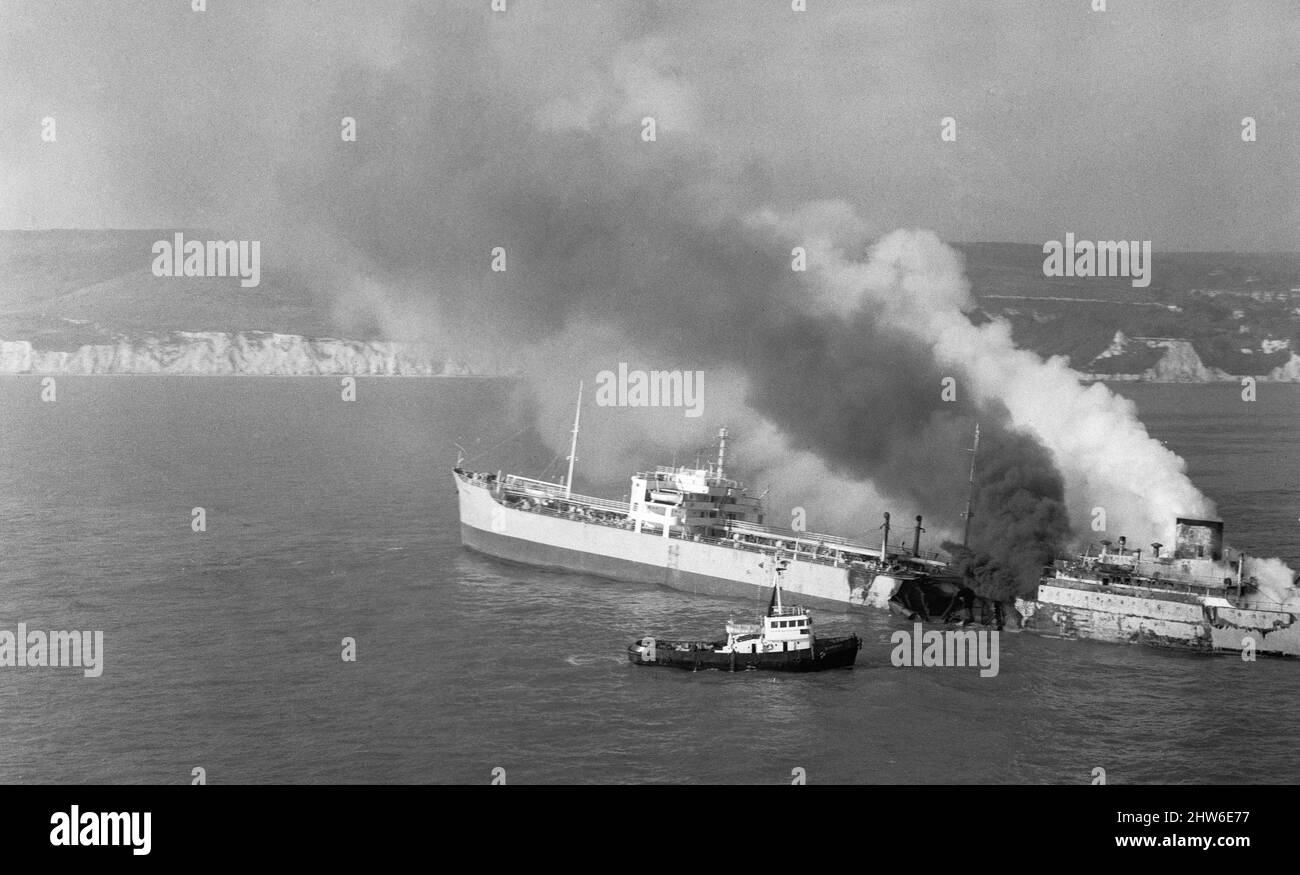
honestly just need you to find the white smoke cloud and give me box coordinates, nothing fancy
[516,322,908,541]
[268,3,1294,602]
[1244,556,1300,611]
[750,211,1299,603]
[757,213,1214,549]
[535,36,697,134]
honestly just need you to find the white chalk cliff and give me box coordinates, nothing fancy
[0,331,472,376]
[1081,332,1300,382]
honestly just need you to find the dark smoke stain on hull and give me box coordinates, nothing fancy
[887,576,1006,628]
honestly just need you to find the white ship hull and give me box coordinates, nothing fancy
[454,472,908,611]
[1016,581,1300,657]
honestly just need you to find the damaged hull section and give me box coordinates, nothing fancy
[1016,517,1300,657]
[1016,581,1300,656]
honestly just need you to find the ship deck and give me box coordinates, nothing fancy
[459,468,948,573]
[1045,573,1294,614]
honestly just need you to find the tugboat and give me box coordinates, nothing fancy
[627,555,861,672]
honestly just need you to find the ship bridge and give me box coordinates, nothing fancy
[627,429,766,538]
[628,465,765,537]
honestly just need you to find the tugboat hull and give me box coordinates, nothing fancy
[627,635,860,672]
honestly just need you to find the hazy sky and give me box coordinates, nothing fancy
[2,0,1296,250]
[2,1,1290,572]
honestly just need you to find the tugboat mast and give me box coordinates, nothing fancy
[564,381,583,498]
[962,422,980,547]
[762,553,794,617]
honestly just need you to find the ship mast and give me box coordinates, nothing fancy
[768,555,784,612]
[714,427,728,482]
[564,381,583,497]
[962,422,980,547]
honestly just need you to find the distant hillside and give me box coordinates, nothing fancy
[3,232,1299,379]
[0,229,479,375]
[954,242,1300,379]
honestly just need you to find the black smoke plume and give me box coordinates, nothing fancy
[943,424,1072,600]
[274,2,1073,590]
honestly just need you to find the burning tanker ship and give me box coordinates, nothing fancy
[1014,518,1300,657]
[454,433,971,616]
[454,386,981,617]
[455,387,1297,657]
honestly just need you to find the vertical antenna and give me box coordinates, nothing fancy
[564,381,583,497]
[962,422,980,547]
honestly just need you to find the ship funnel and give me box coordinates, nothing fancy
[912,515,925,556]
[1174,517,1223,561]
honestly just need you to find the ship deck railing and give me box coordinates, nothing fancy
[641,465,746,489]
[1050,572,1235,597]
[769,605,808,617]
[1054,560,1255,594]
[1050,566,1297,612]
[498,475,631,514]
[1227,598,1297,612]
[476,470,946,568]
[666,526,912,571]
[729,519,947,564]
[490,495,946,572]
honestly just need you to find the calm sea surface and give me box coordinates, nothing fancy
[0,378,1297,784]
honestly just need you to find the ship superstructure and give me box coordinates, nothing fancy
[1016,517,1300,656]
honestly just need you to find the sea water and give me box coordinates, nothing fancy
[0,378,1296,784]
